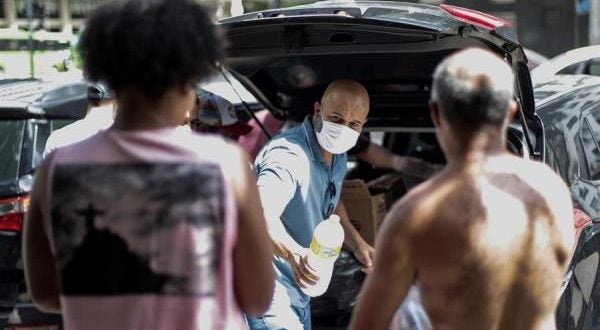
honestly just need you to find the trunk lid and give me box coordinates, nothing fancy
[219,1,543,159]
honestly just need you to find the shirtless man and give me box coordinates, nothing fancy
[350,48,574,330]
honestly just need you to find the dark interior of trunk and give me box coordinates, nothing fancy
[228,47,529,168]
[228,49,461,125]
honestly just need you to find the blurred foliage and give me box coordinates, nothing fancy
[52,60,67,72]
[70,34,82,69]
[0,0,318,77]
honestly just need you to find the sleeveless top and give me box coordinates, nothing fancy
[42,127,246,330]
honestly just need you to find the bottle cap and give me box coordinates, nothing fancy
[329,214,341,223]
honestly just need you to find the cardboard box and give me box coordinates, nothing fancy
[367,172,407,209]
[341,180,387,246]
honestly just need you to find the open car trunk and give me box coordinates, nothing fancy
[220,1,544,160]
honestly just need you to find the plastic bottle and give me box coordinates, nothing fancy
[301,214,345,297]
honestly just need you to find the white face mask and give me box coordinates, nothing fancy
[315,112,360,154]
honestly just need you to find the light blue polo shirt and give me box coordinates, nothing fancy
[254,116,347,307]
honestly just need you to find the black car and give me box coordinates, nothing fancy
[0,78,87,327]
[220,0,542,156]
[219,1,544,327]
[534,75,600,330]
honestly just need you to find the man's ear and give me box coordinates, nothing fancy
[313,102,323,131]
[313,102,321,118]
[430,101,441,128]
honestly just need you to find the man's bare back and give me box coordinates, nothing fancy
[395,155,573,330]
[350,48,574,330]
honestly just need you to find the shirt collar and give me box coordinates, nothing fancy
[301,116,327,164]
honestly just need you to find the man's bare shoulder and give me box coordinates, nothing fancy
[487,155,571,201]
[488,155,575,248]
[381,172,452,235]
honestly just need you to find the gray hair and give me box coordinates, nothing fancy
[431,48,514,127]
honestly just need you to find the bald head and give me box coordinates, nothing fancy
[431,48,514,128]
[321,79,369,108]
[315,79,369,132]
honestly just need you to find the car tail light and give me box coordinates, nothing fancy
[0,196,30,232]
[573,207,592,243]
[440,4,512,30]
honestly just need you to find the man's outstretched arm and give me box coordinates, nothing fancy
[349,203,415,330]
[356,142,441,178]
[336,200,375,273]
[256,148,319,288]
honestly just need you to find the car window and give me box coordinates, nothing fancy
[581,111,600,181]
[586,59,600,76]
[0,120,25,185]
[19,120,50,176]
[557,62,584,75]
[18,119,74,177]
[32,119,74,169]
[34,121,53,167]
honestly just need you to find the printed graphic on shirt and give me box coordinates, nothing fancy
[50,163,224,297]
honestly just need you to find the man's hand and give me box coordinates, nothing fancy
[336,200,376,274]
[353,238,375,274]
[287,250,320,288]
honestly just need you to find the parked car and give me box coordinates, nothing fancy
[531,45,600,84]
[534,75,600,330]
[0,78,88,328]
[219,1,544,327]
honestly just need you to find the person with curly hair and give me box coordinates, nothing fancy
[23,1,274,329]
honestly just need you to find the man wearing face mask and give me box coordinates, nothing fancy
[248,79,374,330]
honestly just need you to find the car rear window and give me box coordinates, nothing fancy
[0,120,25,186]
[17,119,74,179]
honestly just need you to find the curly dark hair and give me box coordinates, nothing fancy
[79,0,225,99]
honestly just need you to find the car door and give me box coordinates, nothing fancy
[556,97,600,330]
[571,103,600,220]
